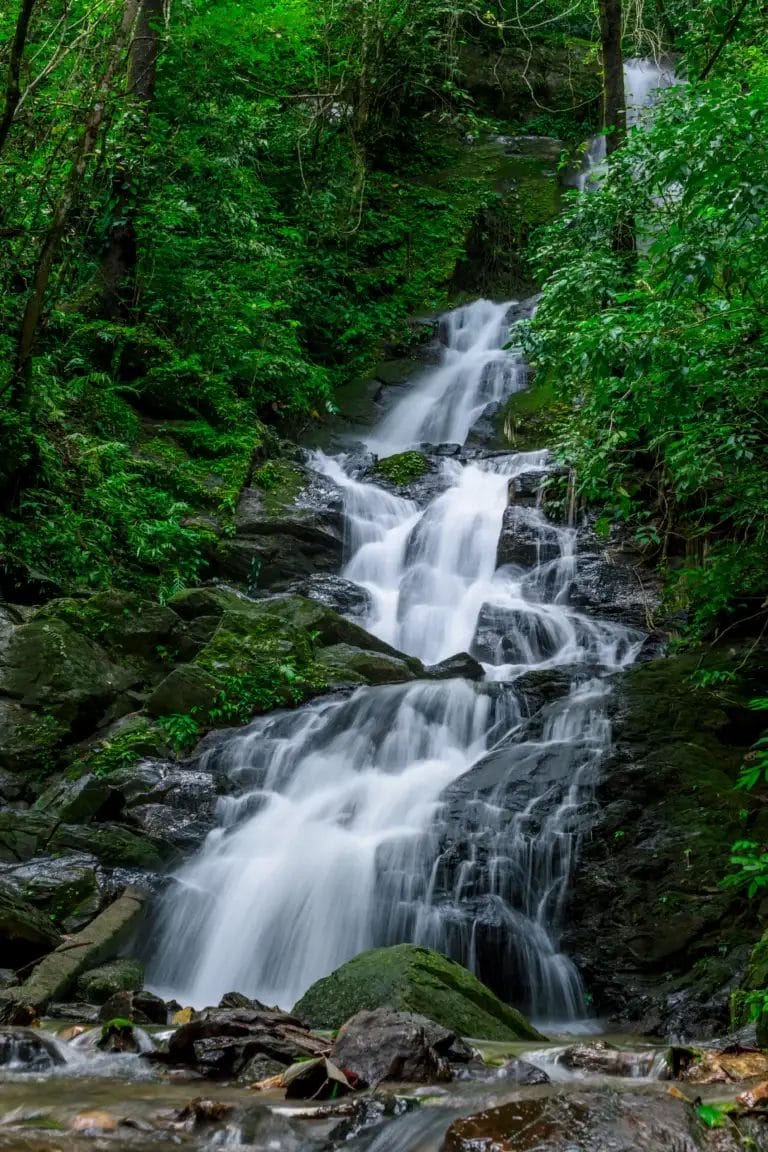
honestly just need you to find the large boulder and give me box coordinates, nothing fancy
[330,1008,470,1085]
[292,944,543,1041]
[0,618,132,733]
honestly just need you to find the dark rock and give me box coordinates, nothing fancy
[0,853,102,933]
[0,1026,66,1071]
[440,1089,763,1151]
[426,652,485,680]
[455,1057,550,1085]
[0,880,61,969]
[161,1005,328,1080]
[569,551,660,630]
[0,699,49,774]
[0,618,132,733]
[48,822,169,870]
[76,958,144,1004]
[97,988,167,1025]
[563,646,768,1039]
[47,1002,100,1023]
[283,574,372,618]
[0,811,57,864]
[508,469,547,505]
[35,775,114,824]
[496,506,563,568]
[317,643,418,686]
[293,944,543,1040]
[330,1009,454,1086]
[0,969,18,991]
[146,664,221,718]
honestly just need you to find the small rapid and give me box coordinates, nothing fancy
[149,297,644,1024]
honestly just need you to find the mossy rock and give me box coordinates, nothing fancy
[374,452,429,486]
[292,944,544,1041]
[48,823,169,871]
[77,959,144,1005]
[498,376,568,452]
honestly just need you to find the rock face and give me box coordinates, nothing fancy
[0,881,61,969]
[329,1009,469,1085]
[76,958,144,1004]
[563,647,768,1038]
[292,944,543,1041]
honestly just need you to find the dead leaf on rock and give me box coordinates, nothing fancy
[172,1007,196,1025]
[250,1072,286,1091]
[681,1050,768,1085]
[71,1109,119,1132]
[738,1079,768,1109]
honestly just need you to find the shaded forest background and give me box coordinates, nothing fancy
[0,0,765,640]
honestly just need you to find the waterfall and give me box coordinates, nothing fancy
[572,56,677,192]
[148,298,644,1027]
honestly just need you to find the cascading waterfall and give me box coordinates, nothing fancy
[149,296,644,1027]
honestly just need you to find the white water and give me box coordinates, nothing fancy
[572,57,676,192]
[149,296,644,1024]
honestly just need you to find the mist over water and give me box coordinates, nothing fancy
[148,297,644,1024]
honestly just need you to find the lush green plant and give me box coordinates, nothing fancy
[160,713,201,755]
[722,841,768,899]
[524,65,768,637]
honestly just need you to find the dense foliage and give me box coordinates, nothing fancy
[526,47,768,636]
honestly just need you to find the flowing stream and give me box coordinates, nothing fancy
[148,298,644,1025]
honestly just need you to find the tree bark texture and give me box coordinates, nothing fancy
[0,0,37,156]
[599,0,626,155]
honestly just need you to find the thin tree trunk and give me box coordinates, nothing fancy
[598,0,626,155]
[10,3,137,398]
[700,0,751,78]
[0,0,37,156]
[100,0,164,316]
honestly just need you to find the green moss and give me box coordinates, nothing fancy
[293,943,544,1041]
[498,374,568,451]
[374,452,429,486]
[252,459,306,515]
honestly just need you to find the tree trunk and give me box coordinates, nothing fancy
[699,0,752,79]
[0,0,37,156]
[598,0,625,155]
[10,3,137,398]
[100,0,165,317]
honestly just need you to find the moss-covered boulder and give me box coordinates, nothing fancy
[292,944,544,1041]
[76,959,144,1004]
[0,619,132,731]
[373,452,429,486]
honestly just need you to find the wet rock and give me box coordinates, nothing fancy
[0,853,102,934]
[496,505,563,568]
[47,822,168,870]
[34,775,114,824]
[508,469,546,505]
[0,881,61,969]
[293,943,543,1040]
[98,1017,140,1053]
[0,1027,66,1071]
[76,958,144,1004]
[457,1056,550,1084]
[160,1004,328,1080]
[569,551,659,630]
[0,969,18,991]
[283,574,372,618]
[426,652,485,681]
[440,1089,762,1151]
[330,1009,468,1085]
[471,603,565,665]
[557,1040,657,1077]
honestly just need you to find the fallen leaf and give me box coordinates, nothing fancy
[738,1079,768,1108]
[71,1110,118,1132]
